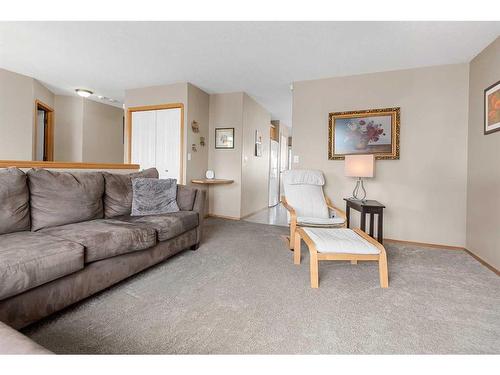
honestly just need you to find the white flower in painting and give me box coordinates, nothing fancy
[346,121,358,131]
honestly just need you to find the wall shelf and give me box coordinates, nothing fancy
[191,179,234,185]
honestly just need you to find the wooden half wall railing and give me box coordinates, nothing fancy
[0,160,140,170]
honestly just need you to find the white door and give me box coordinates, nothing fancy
[268,139,280,207]
[131,110,156,170]
[155,108,181,180]
[131,108,182,181]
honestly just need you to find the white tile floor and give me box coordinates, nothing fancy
[242,203,289,227]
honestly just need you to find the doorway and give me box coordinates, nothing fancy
[268,124,280,207]
[126,104,184,182]
[34,100,54,161]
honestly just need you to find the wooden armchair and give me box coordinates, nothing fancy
[281,170,347,250]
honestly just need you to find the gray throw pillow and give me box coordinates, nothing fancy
[131,178,180,216]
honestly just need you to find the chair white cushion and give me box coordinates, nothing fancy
[282,169,325,186]
[293,216,346,227]
[284,184,329,219]
[303,228,380,254]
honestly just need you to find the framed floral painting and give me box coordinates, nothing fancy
[485,80,500,135]
[328,107,400,160]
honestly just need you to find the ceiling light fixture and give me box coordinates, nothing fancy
[75,89,93,98]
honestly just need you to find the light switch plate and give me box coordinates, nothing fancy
[293,155,299,163]
[187,153,192,161]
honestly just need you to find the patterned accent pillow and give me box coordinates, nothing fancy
[131,178,180,216]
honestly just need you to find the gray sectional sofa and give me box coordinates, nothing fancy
[0,167,205,335]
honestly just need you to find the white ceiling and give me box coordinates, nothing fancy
[0,22,499,125]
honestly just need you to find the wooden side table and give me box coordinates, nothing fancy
[343,198,385,244]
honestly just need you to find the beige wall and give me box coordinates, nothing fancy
[54,97,124,163]
[82,99,124,163]
[33,80,55,109]
[0,68,44,160]
[241,93,271,217]
[208,92,244,218]
[54,96,83,162]
[186,83,210,183]
[125,82,188,108]
[466,37,500,269]
[292,64,469,247]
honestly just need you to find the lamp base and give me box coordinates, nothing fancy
[351,178,367,201]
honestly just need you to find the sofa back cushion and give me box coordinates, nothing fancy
[103,168,159,218]
[28,169,104,231]
[0,168,30,235]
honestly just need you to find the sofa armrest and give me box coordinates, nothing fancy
[177,185,198,211]
[192,188,206,244]
[0,321,52,354]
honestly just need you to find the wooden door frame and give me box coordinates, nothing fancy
[126,103,185,184]
[34,100,54,161]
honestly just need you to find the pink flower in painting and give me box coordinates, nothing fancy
[344,119,385,150]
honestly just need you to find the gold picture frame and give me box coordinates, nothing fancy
[328,107,400,160]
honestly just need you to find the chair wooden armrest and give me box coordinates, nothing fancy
[325,196,347,222]
[281,196,298,250]
[281,196,297,223]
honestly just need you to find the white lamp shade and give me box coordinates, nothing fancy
[344,154,374,178]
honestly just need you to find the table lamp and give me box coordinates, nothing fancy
[344,154,374,201]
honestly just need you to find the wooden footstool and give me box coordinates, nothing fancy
[295,227,388,288]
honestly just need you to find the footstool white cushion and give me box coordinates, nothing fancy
[302,228,380,254]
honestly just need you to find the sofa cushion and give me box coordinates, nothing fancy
[177,185,198,211]
[0,168,30,235]
[131,178,180,216]
[28,169,104,231]
[0,232,84,300]
[40,219,156,263]
[103,168,159,218]
[116,211,199,242]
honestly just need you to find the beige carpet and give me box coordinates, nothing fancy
[23,218,500,354]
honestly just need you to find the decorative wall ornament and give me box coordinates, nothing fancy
[200,136,205,146]
[191,121,199,133]
[192,144,197,152]
[328,107,400,160]
[484,80,500,135]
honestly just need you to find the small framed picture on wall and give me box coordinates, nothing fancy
[485,80,500,135]
[255,130,263,156]
[215,127,235,149]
